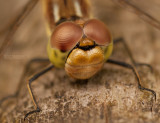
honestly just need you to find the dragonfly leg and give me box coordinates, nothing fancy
[106,59,156,104]
[24,64,54,121]
[0,58,49,106]
[113,38,153,72]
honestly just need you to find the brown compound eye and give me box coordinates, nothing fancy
[51,21,83,51]
[83,19,112,46]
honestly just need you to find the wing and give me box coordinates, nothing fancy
[113,0,160,30]
[0,0,38,60]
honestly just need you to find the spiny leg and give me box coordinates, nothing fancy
[24,64,54,121]
[113,38,153,72]
[0,0,38,60]
[107,59,156,102]
[0,58,49,106]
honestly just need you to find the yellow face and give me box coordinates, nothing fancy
[47,19,113,79]
[65,38,105,79]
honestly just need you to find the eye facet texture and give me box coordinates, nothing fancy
[84,19,111,45]
[51,19,111,51]
[51,22,83,51]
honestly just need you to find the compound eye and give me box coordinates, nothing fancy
[83,19,112,46]
[51,22,83,51]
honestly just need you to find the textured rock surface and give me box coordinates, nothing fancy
[0,0,160,123]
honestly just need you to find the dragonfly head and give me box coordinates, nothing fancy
[48,19,113,79]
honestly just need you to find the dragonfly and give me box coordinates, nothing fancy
[0,0,159,120]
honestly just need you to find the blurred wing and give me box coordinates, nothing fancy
[113,0,160,30]
[0,0,38,60]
